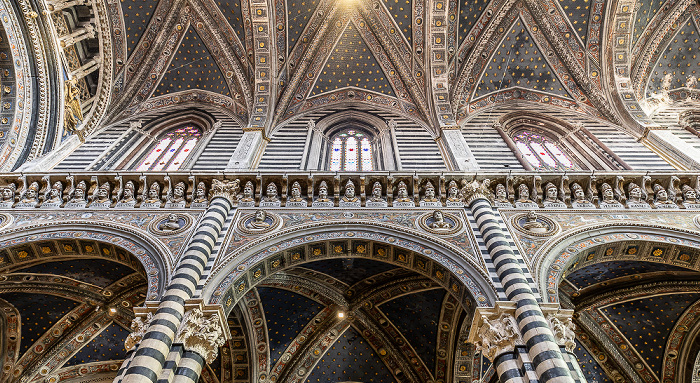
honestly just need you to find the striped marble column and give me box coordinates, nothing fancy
[170,352,204,383]
[463,180,575,383]
[117,179,238,383]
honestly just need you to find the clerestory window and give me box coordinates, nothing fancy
[329,129,374,171]
[513,131,574,170]
[136,126,202,171]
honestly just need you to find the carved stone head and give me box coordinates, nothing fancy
[344,179,355,199]
[627,182,642,202]
[25,182,39,201]
[397,181,408,198]
[266,182,278,199]
[49,181,63,201]
[148,182,161,200]
[544,182,557,202]
[123,181,135,201]
[682,185,697,203]
[600,183,614,202]
[653,183,669,203]
[495,183,507,202]
[318,181,329,200]
[372,182,382,198]
[571,183,586,202]
[291,181,302,199]
[517,184,530,202]
[174,182,186,199]
[424,181,436,200]
[97,182,111,202]
[73,181,87,201]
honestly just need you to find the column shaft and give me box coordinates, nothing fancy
[118,197,233,383]
[469,198,574,383]
[171,352,204,383]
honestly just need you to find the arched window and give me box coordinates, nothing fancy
[513,131,574,170]
[136,126,202,171]
[329,129,374,171]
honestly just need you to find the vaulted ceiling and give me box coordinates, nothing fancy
[101,0,700,134]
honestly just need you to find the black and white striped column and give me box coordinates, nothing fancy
[117,184,235,383]
[469,197,574,383]
[171,352,205,383]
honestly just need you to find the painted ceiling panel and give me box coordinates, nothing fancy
[565,261,692,289]
[311,23,397,97]
[17,259,136,288]
[602,293,700,374]
[378,288,446,371]
[299,258,398,286]
[646,18,700,97]
[287,0,320,55]
[0,292,80,355]
[457,0,488,48]
[63,323,130,367]
[383,0,412,43]
[633,0,665,44]
[474,18,573,100]
[154,27,231,97]
[305,326,396,382]
[217,0,246,47]
[121,0,159,56]
[256,287,324,367]
[558,0,591,44]
[573,339,611,382]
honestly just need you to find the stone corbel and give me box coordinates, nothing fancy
[174,301,229,363]
[467,301,524,362]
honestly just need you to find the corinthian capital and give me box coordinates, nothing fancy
[545,309,576,352]
[124,312,154,351]
[471,312,522,361]
[460,178,494,206]
[209,178,241,204]
[175,308,226,363]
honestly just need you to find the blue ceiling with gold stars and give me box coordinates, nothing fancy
[63,323,130,366]
[383,0,412,43]
[120,0,159,56]
[154,27,231,97]
[257,286,324,367]
[565,260,692,289]
[305,327,396,382]
[601,293,700,374]
[286,0,319,54]
[18,259,136,287]
[558,0,591,43]
[0,292,80,355]
[474,18,572,99]
[217,0,246,47]
[646,18,700,96]
[573,340,611,382]
[300,258,398,286]
[311,23,397,97]
[457,0,488,47]
[633,0,665,44]
[379,288,445,371]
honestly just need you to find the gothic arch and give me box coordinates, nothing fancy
[0,221,173,300]
[534,222,700,303]
[204,222,497,315]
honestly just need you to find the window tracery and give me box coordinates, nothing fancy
[329,129,374,171]
[136,126,202,171]
[513,131,575,170]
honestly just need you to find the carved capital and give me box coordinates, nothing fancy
[467,302,523,361]
[543,307,576,353]
[175,308,226,363]
[125,312,154,351]
[209,179,240,204]
[460,179,494,206]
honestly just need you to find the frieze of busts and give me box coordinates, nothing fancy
[116,181,137,207]
[168,182,187,204]
[340,179,360,206]
[67,180,88,207]
[0,183,16,207]
[238,181,255,206]
[570,182,594,209]
[367,181,386,207]
[394,181,414,206]
[420,181,441,207]
[313,181,333,207]
[446,180,463,206]
[653,183,678,209]
[261,182,281,207]
[625,182,649,209]
[45,181,63,205]
[175,308,226,364]
[542,182,566,208]
[287,181,307,207]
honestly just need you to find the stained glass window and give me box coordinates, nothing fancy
[329,129,374,171]
[137,126,202,171]
[513,132,575,170]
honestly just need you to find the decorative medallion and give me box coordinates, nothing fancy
[695,214,700,230]
[148,213,193,235]
[237,210,281,235]
[417,211,463,235]
[511,211,559,237]
[0,213,12,230]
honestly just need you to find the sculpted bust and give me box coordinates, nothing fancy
[96,182,111,204]
[288,181,305,203]
[600,183,616,204]
[160,214,182,232]
[315,181,331,203]
[341,180,358,203]
[170,182,186,203]
[522,211,548,233]
[47,181,63,204]
[447,180,462,202]
[430,210,452,230]
[627,182,643,203]
[653,183,675,206]
[421,181,438,203]
[70,181,87,203]
[248,210,270,229]
[516,184,533,204]
[543,183,558,203]
[369,182,385,202]
[22,182,39,204]
[239,181,254,203]
[682,185,698,204]
[570,183,588,204]
[1,183,16,203]
[193,182,207,203]
[121,181,136,203]
[395,181,411,203]
[495,183,508,203]
[145,182,161,204]
[262,182,280,203]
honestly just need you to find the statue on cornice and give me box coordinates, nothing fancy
[194,182,207,204]
[1,183,16,203]
[653,183,676,207]
[21,182,39,204]
[682,185,698,204]
[516,184,533,204]
[570,183,588,204]
[494,183,508,203]
[169,182,186,204]
[626,182,644,204]
[95,182,111,204]
[145,182,161,204]
[543,182,559,204]
[262,182,280,204]
[64,79,85,140]
[600,183,617,204]
[120,181,136,203]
